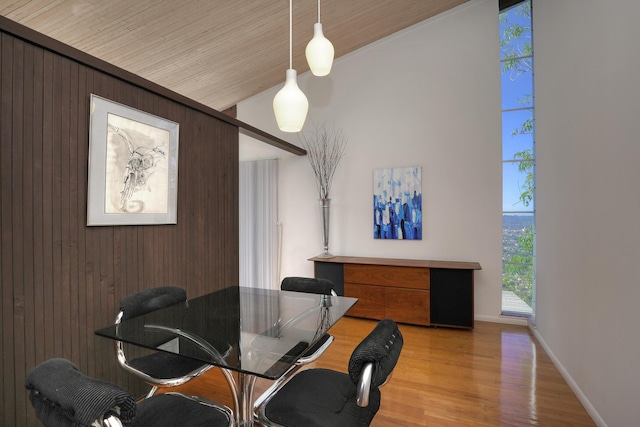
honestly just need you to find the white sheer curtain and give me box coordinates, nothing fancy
[239,159,279,289]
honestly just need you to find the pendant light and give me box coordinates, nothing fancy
[305,0,334,76]
[273,0,309,132]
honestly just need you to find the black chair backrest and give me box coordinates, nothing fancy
[281,277,335,295]
[348,318,404,387]
[25,358,137,427]
[120,286,186,320]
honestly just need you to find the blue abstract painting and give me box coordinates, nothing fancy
[373,166,422,240]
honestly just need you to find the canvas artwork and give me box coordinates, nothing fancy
[87,94,179,226]
[373,166,422,240]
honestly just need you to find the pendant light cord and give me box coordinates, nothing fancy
[317,0,321,22]
[289,0,293,69]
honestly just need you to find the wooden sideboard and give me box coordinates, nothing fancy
[310,256,481,329]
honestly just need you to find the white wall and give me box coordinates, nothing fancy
[534,1,640,426]
[239,0,504,322]
[241,0,640,425]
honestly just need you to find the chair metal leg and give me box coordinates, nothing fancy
[145,385,158,399]
[103,415,124,427]
[252,364,301,422]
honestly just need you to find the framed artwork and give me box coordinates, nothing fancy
[87,94,179,226]
[373,166,422,240]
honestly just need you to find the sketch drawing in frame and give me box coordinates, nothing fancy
[87,94,179,226]
[373,166,422,240]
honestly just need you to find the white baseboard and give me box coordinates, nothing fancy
[529,327,607,427]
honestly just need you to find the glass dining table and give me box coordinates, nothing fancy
[95,285,358,426]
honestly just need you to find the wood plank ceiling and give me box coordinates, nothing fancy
[1,0,469,112]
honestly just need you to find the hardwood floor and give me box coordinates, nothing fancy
[160,317,596,426]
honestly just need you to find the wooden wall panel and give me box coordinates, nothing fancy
[0,29,239,425]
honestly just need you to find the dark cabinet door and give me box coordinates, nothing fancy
[430,268,474,328]
[314,261,345,295]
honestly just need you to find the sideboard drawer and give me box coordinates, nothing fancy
[344,283,385,319]
[344,264,430,290]
[385,288,430,326]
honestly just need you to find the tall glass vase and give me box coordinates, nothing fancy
[319,198,334,258]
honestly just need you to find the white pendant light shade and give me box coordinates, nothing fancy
[273,68,309,132]
[306,22,334,76]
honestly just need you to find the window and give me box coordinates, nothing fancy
[239,159,279,290]
[500,0,535,317]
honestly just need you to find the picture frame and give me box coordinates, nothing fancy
[87,94,179,226]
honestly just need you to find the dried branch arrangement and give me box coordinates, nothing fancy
[299,121,348,200]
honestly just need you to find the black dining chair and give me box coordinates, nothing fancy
[116,286,214,398]
[25,358,233,427]
[280,276,337,296]
[256,318,404,427]
[279,276,338,362]
[252,277,338,415]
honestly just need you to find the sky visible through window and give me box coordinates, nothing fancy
[500,2,533,212]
